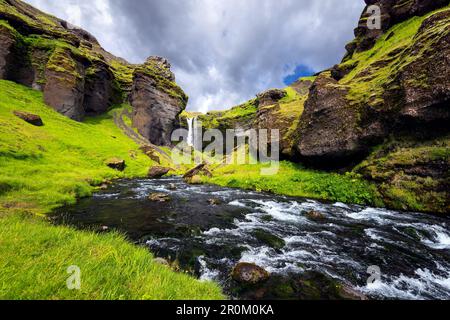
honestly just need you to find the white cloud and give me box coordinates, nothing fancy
[24,0,365,112]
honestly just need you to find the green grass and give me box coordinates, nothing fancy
[0,80,152,213]
[204,161,383,206]
[0,80,225,299]
[0,212,224,300]
[341,4,450,108]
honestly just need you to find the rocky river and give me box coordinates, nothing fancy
[51,178,450,300]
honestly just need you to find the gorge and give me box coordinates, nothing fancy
[0,0,449,300]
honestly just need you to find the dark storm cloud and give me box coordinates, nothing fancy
[25,0,365,112]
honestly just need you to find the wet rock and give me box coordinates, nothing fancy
[98,184,109,190]
[338,285,368,301]
[251,229,285,250]
[294,271,365,300]
[105,158,125,171]
[148,192,171,202]
[207,198,222,206]
[13,111,43,126]
[304,210,326,221]
[231,263,270,285]
[148,166,170,179]
[167,183,177,190]
[257,89,287,108]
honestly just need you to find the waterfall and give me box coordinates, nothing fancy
[187,117,195,147]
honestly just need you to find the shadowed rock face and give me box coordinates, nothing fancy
[295,73,377,167]
[0,24,15,79]
[131,58,188,146]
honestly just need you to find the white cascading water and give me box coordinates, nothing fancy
[187,117,196,147]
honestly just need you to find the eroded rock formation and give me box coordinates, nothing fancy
[0,0,187,145]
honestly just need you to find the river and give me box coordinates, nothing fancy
[51,177,450,300]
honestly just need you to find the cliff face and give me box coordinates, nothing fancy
[295,1,449,166]
[181,78,312,158]
[0,0,187,145]
[293,1,449,213]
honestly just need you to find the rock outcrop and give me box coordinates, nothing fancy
[13,110,43,126]
[256,89,287,108]
[0,0,186,145]
[131,57,188,146]
[295,2,450,168]
[345,0,449,58]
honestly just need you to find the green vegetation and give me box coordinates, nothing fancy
[204,161,383,206]
[0,80,151,213]
[0,80,224,299]
[355,136,450,213]
[341,4,450,109]
[0,213,224,300]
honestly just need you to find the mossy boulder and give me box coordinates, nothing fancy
[13,110,43,126]
[251,229,286,250]
[231,263,270,285]
[105,158,125,171]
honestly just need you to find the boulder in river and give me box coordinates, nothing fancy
[105,158,125,171]
[148,166,171,179]
[183,163,212,179]
[148,192,171,202]
[13,111,44,126]
[304,210,326,221]
[231,263,270,285]
[207,198,222,206]
[251,229,285,250]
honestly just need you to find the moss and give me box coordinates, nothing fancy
[356,135,450,214]
[251,229,286,250]
[135,63,188,105]
[340,5,450,111]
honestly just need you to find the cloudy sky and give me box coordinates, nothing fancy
[24,0,365,112]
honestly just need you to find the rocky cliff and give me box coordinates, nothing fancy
[292,0,449,213]
[187,0,449,213]
[0,0,187,145]
[181,77,313,158]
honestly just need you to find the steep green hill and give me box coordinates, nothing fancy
[0,79,224,299]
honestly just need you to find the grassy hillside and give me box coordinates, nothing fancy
[0,80,224,299]
[0,80,151,214]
